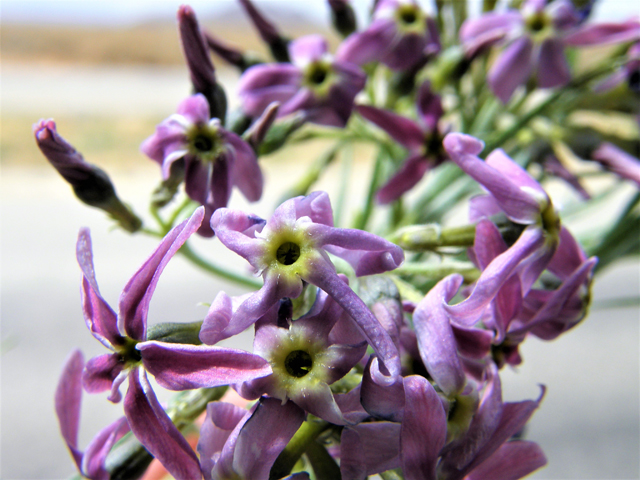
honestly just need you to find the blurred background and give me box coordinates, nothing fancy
[1,1,639,478]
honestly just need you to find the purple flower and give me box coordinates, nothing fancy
[460,0,640,102]
[211,191,404,377]
[357,81,448,203]
[236,284,367,425]
[197,398,307,480]
[443,133,562,325]
[77,208,272,479]
[55,349,130,480]
[237,35,366,127]
[140,94,263,237]
[437,365,547,480]
[336,0,440,71]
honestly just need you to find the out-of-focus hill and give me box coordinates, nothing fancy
[1,7,338,66]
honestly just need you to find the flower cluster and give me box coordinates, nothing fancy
[38,0,639,479]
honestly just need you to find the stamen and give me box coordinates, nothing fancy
[276,242,301,265]
[284,350,313,378]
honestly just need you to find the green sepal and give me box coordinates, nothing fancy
[146,321,203,345]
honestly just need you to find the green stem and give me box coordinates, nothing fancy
[179,242,263,289]
[270,417,332,479]
[304,439,341,480]
[395,261,481,284]
[335,143,354,228]
[381,469,405,480]
[391,223,477,251]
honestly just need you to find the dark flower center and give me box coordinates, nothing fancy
[276,242,301,265]
[399,6,418,25]
[526,12,548,32]
[307,63,329,86]
[193,134,214,153]
[629,69,640,93]
[284,350,313,377]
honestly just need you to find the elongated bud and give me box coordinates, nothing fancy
[257,112,306,156]
[203,30,262,72]
[238,0,291,62]
[34,119,142,233]
[328,0,357,37]
[243,101,280,152]
[178,5,227,122]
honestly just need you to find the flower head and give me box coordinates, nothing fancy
[461,0,640,102]
[236,285,367,424]
[141,94,263,237]
[211,191,404,378]
[76,208,271,478]
[238,35,366,127]
[336,0,440,71]
[357,81,448,203]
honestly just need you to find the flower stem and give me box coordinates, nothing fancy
[179,242,263,289]
[270,416,332,479]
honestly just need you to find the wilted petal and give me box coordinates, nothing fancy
[123,369,202,480]
[536,37,571,89]
[464,440,547,480]
[414,274,466,396]
[140,341,271,391]
[488,37,533,103]
[55,349,84,471]
[76,229,122,348]
[401,375,448,480]
[357,105,425,151]
[233,398,305,480]
[118,207,204,340]
[340,422,402,478]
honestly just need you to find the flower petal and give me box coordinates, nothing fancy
[357,105,425,151]
[238,63,302,117]
[414,274,466,396]
[376,152,431,204]
[400,375,448,480]
[536,37,571,89]
[309,223,404,276]
[361,356,405,422]
[340,422,402,478]
[336,18,397,65]
[82,417,130,480]
[76,229,122,347]
[82,353,124,396]
[55,349,84,472]
[289,34,328,65]
[118,207,204,340]
[464,440,547,480]
[226,131,263,202]
[564,20,640,46]
[488,36,533,103]
[233,398,306,480]
[140,341,271,390]
[123,368,202,480]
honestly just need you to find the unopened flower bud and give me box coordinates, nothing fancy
[243,101,280,152]
[34,119,142,233]
[203,30,263,72]
[257,112,306,156]
[328,0,357,37]
[238,0,291,62]
[178,5,227,121]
